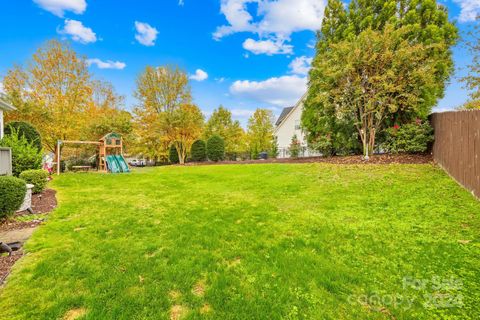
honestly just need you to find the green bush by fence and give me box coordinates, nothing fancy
[382,121,433,154]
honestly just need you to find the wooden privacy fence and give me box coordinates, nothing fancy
[431,110,480,199]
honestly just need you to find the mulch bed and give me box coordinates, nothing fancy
[0,189,57,232]
[0,189,57,285]
[0,252,23,284]
[30,189,57,214]
[186,153,433,166]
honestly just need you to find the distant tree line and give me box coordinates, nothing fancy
[2,40,278,165]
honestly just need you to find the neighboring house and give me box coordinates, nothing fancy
[274,93,320,158]
[0,95,15,175]
[0,95,15,139]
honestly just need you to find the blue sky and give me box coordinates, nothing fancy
[0,0,478,126]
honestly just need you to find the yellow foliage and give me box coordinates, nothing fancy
[3,40,130,152]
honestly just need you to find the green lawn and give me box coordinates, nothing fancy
[1,164,479,319]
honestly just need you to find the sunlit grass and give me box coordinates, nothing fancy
[0,163,478,319]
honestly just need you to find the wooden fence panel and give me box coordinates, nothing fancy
[431,110,480,199]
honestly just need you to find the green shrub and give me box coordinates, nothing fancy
[191,140,207,162]
[0,128,42,176]
[19,169,49,194]
[0,176,27,220]
[289,134,301,158]
[269,136,279,159]
[206,135,225,162]
[169,144,179,164]
[381,121,434,154]
[4,121,42,151]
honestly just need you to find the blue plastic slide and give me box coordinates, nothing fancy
[106,155,121,173]
[115,155,130,173]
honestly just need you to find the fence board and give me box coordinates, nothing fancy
[431,110,480,199]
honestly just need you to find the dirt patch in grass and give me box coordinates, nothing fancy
[63,308,87,320]
[170,305,188,320]
[186,153,433,166]
[169,290,182,301]
[200,304,212,314]
[192,279,206,297]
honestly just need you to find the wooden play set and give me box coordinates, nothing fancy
[55,132,130,175]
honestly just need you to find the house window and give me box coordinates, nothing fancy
[295,120,301,130]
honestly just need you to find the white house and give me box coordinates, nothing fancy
[0,95,15,175]
[0,95,15,139]
[274,93,320,158]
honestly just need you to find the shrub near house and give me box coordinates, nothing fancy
[0,176,27,219]
[4,121,42,151]
[19,169,49,194]
[0,128,42,176]
[289,135,301,159]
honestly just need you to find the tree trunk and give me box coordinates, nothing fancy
[175,142,186,165]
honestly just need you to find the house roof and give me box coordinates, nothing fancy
[0,95,15,111]
[275,106,294,126]
[274,92,308,128]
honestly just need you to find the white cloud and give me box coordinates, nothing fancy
[0,82,4,94]
[243,38,293,55]
[215,77,226,83]
[190,69,209,81]
[214,0,326,54]
[213,0,256,40]
[231,108,255,117]
[454,0,480,22]
[33,0,86,17]
[86,58,126,70]
[134,21,159,46]
[58,19,96,44]
[256,0,326,37]
[230,75,307,107]
[289,56,313,75]
[178,0,184,5]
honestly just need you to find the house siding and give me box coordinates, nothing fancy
[0,109,4,139]
[274,99,320,158]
